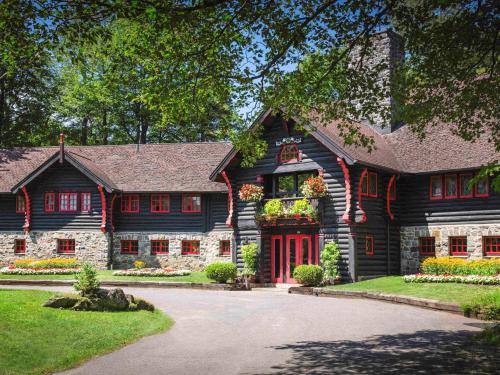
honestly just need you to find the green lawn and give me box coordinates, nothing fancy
[326,276,500,305]
[0,289,173,375]
[0,270,211,283]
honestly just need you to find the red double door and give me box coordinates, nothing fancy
[271,234,319,283]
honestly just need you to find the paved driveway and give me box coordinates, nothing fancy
[4,286,499,374]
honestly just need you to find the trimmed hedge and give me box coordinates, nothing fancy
[420,257,500,276]
[293,265,323,286]
[462,293,500,321]
[205,262,237,283]
[13,258,79,269]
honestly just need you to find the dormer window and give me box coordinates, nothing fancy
[279,144,299,163]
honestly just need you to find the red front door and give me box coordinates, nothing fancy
[272,234,316,283]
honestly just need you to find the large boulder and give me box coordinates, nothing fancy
[43,296,81,309]
[92,288,129,311]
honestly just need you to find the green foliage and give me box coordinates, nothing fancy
[290,198,310,215]
[320,242,341,280]
[472,162,500,193]
[205,262,237,284]
[241,243,258,276]
[293,265,324,286]
[73,263,100,297]
[462,292,500,321]
[263,199,285,217]
[420,257,500,276]
[473,324,500,347]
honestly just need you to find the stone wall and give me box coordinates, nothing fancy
[0,231,110,269]
[112,231,234,270]
[401,224,500,274]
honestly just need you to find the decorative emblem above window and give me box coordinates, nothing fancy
[275,137,302,147]
[279,143,300,163]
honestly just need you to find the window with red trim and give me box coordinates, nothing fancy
[483,236,500,256]
[151,240,169,255]
[121,240,138,254]
[279,144,299,163]
[181,240,200,255]
[14,239,26,254]
[389,180,396,201]
[44,192,56,212]
[121,194,140,213]
[81,193,91,212]
[16,194,26,213]
[219,240,231,256]
[449,236,467,256]
[459,174,473,198]
[151,194,170,213]
[59,192,78,212]
[365,235,374,256]
[182,194,201,212]
[430,175,443,200]
[57,239,75,254]
[475,177,489,197]
[419,237,435,256]
[361,171,378,197]
[444,174,458,199]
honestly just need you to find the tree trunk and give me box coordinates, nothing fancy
[81,117,89,145]
[140,124,148,144]
[102,110,108,144]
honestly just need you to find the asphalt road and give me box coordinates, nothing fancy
[4,286,499,374]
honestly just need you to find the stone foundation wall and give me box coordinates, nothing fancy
[401,224,500,274]
[0,231,110,269]
[112,231,234,270]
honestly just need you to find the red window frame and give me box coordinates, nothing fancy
[14,239,26,254]
[365,235,374,256]
[151,240,169,255]
[121,194,140,213]
[44,192,56,212]
[150,194,170,213]
[181,240,200,255]
[57,239,75,254]
[59,192,78,212]
[449,236,467,256]
[15,194,26,213]
[279,144,299,163]
[429,175,443,200]
[459,173,473,198]
[419,237,436,256]
[444,174,458,199]
[483,236,500,256]
[361,171,378,198]
[121,240,139,254]
[475,176,489,197]
[219,240,231,256]
[81,192,92,212]
[182,194,201,213]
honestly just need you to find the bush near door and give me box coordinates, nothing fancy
[293,265,323,286]
[205,262,237,283]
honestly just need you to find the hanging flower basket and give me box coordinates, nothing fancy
[239,184,264,202]
[301,176,327,198]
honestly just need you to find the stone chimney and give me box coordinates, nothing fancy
[349,29,404,134]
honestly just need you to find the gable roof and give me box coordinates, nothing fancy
[0,143,232,193]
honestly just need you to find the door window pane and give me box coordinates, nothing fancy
[289,239,296,277]
[274,238,281,279]
[302,237,309,265]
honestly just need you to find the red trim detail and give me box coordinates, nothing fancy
[15,239,26,254]
[459,173,473,198]
[109,194,118,233]
[150,193,170,213]
[419,237,436,256]
[279,144,299,163]
[271,235,283,283]
[121,240,138,254]
[81,192,92,212]
[219,240,231,255]
[475,176,489,197]
[151,240,169,255]
[444,174,458,199]
[21,187,30,232]
[256,175,264,183]
[429,175,443,200]
[181,240,200,255]
[221,171,233,227]
[449,236,468,256]
[121,194,140,213]
[315,234,319,265]
[97,185,106,233]
[336,157,353,225]
[483,236,500,256]
[44,192,56,212]
[386,175,396,221]
[365,235,374,256]
[182,193,201,213]
[357,168,368,224]
[57,239,75,254]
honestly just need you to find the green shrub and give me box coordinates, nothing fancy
[205,262,237,283]
[462,292,500,321]
[320,242,341,280]
[290,199,310,216]
[73,263,100,297]
[263,199,284,217]
[473,324,500,347]
[421,257,500,276]
[293,265,324,286]
[241,243,258,276]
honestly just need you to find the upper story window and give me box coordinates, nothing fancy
[430,175,442,199]
[361,171,378,198]
[279,144,300,163]
[475,177,489,197]
[151,194,170,213]
[365,235,374,256]
[121,194,140,213]
[44,192,56,212]
[459,174,473,198]
[182,194,201,213]
[16,194,26,214]
[430,173,489,200]
[419,237,435,256]
[265,171,316,198]
[81,193,91,212]
[57,239,75,254]
[449,236,467,256]
[483,236,500,256]
[444,174,458,199]
[59,192,78,212]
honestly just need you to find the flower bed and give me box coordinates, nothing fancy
[112,268,191,277]
[404,274,500,285]
[0,267,79,275]
[420,257,500,276]
[14,258,79,269]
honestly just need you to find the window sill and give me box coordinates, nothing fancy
[484,254,500,258]
[151,253,169,256]
[181,253,200,256]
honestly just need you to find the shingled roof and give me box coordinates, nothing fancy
[0,143,232,193]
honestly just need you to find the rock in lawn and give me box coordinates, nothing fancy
[135,298,155,312]
[43,296,81,309]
